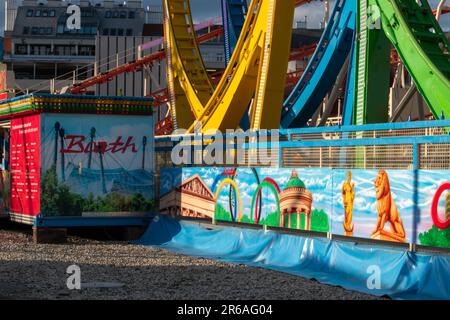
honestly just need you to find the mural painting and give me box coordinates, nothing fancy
[40,114,155,217]
[160,167,450,249]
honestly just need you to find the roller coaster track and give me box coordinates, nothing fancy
[222,0,313,64]
[221,0,248,65]
[281,0,356,128]
[70,0,313,99]
[69,23,224,95]
[154,43,314,135]
[374,0,450,121]
[165,0,294,132]
[219,0,449,128]
[71,0,449,133]
[353,0,450,124]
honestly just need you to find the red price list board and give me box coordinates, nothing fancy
[10,115,41,216]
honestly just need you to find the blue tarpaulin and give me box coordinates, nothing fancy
[135,215,450,300]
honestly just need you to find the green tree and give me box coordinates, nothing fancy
[310,209,329,232]
[83,193,96,212]
[40,166,83,217]
[419,226,450,248]
[40,166,59,216]
[260,211,281,227]
[215,203,232,221]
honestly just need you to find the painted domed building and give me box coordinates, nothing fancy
[279,170,313,230]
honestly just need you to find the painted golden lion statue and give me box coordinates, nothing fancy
[372,170,406,242]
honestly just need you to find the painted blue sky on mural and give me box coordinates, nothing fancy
[161,167,449,244]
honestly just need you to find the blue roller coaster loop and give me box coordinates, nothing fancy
[220,0,357,128]
[280,0,356,128]
[221,0,250,129]
[342,32,357,126]
[221,0,248,66]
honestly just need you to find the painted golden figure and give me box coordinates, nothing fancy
[342,171,355,236]
[371,170,406,242]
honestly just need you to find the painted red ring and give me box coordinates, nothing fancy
[431,182,450,230]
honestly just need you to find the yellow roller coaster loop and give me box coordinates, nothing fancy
[164,0,294,133]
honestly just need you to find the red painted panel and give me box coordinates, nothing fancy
[10,115,41,216]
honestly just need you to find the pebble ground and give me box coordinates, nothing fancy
[0,226,384,300]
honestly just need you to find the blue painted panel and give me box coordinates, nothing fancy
[136,214,450,300]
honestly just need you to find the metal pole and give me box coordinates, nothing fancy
[411,143,419,252]
[88,127,96,169]
[142,136,147,170]
[54,122,60,168]
[59,127,65,181]
[390,84,416,122]
[98,142,107,194]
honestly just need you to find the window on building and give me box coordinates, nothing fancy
[110,28,116,36]
[105,10,111,18]
[42,10,48,17]
[81,10,93,17]
[102,28,109,36]
[126,28,133,36]
[39,27,45,35]
[54,45,76,56]
[49,10,55,17]
[128,11,135,19]
[30,44,51,55]
[112,11,119,18]
[78,45,95,56]
[23,27,30,35]
[31,27,39,35]
[118,28,124,36]
[57,24,64,34]
[120,11,126,18]
[26,9,33,17]
[35,10,41,17]
[15,44,28,55]
[46,27,52,35]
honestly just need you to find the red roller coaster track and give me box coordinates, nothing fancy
[69,28,224,94]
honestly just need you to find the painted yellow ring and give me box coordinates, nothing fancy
[214,177,242,222]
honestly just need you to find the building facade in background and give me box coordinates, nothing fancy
[3,0,148,94]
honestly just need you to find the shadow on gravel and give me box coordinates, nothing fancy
[0,220,146,243]
[0,258,384,300]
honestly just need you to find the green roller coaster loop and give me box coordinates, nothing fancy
[354,0,391,125]
[376,0,450,120]
[250,181,281,226]
[354,0,450,125]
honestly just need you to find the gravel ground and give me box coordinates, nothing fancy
[0,227,384,300]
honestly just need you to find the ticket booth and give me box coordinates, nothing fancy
[0,94,155,228]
